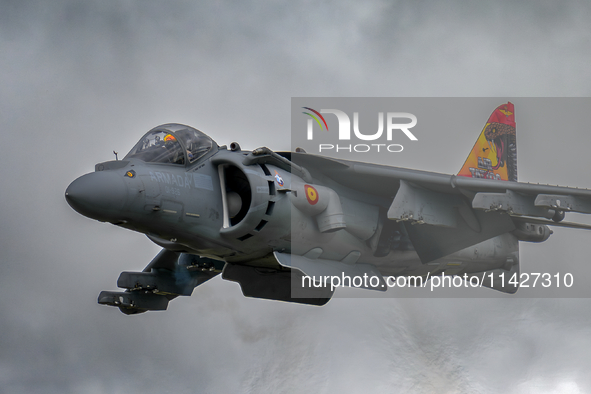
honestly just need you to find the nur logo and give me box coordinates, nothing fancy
[302,107,418,153]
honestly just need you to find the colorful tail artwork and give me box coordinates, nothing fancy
[458,102,517,182]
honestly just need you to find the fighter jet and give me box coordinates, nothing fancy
[65,102,591,314]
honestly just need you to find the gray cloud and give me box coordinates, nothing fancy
[2,0,591,393]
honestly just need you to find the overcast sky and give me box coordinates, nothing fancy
[2,1,591,393]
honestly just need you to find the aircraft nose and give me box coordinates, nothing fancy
[65,171,128,222]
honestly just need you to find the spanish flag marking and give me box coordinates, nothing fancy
[305,185,319,205]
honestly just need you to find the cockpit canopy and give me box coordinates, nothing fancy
[124,124,217,165]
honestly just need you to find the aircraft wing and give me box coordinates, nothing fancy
[287,152,591,204]
[281,152,591,262]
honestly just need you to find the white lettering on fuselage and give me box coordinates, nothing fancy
[149,171,193,188]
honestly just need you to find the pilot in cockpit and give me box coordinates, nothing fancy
[124,125,214,165]
[162,134,184,165]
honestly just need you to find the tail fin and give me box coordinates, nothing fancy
[458,102,517,181]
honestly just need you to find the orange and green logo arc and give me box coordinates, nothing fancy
[305,184,319,205]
